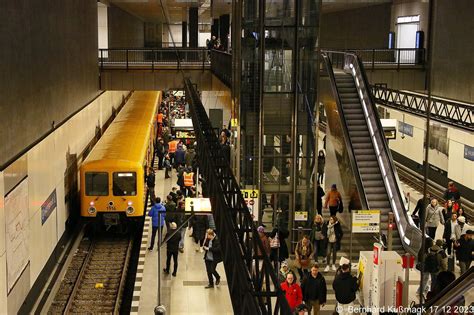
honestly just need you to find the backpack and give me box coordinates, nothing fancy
[424,251,440,273]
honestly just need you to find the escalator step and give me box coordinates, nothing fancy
[363,180,383,187]
[355,155,377,162]
[347,125,369,132]
[346,120,367,127]
[349,131,370,137]
[340,98,360,103]
[338,87,357,93]
[368,201,391,208]
[351,138,371,144]
[352,142,373,150]
[353,148,375,155]
[345,114,365,120]
[366,194,388,201]
[358,161,378,167]
[360,173,383,181]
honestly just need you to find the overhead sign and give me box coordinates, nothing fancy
[294,211,308,221]
[185,198,212,213]
[464,145,474,161]
[398,121,413,137]
[242,189,259,221]
[41,189,57,225]
[352,210,380,233]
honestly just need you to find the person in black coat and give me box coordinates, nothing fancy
[190,215,209,251]
[316,183,325,216]
[332,263,358,312]
[203,229,222,288]
[163,222,182,276]
[301,264,327,314]
[146,168,156,206]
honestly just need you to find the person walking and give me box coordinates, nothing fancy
[425,239,447,291]
[203,229,222,288]
[281,271,303,312]
[317,150,325,184]
[316,183,325,216]
[324,184,342,216]
[163,222,182,277]
[156,138,165,170]
[310,215,326,263]
[184,145,196,168]
[332,262,358,315]
[455,230,473,275]
[443,181,461,205]
[425,199,445,239]
[146,167,156,206]
[256,226,271,258]
[174,143,186,169]
[183,167,195,197]
[148,197,166,250]
[168,137,179,165]
[443,213,461,256]
[301,264,327,315]
[176,200,186,253]
[163,154,172,179]
[295,235,314,280]
[417,237,433,297]
[323,216,343,272]
[191,214,209,252]
[164,195,177,229]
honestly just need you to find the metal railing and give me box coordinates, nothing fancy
[210,49,232,87]
[98,48,209,71]
[372,85,474,131]
[184,78,291,315]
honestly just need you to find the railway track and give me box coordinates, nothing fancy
[48,235,133,314]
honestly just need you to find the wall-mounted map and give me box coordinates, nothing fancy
[5,179,29,293]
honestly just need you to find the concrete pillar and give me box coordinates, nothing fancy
[182,21,187,47]
[219,14,230,50]
[189,7,198,47]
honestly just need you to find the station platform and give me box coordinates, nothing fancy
[131,166,233,315]
[129,161,472,314]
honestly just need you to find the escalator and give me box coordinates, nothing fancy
[322,51,423,255]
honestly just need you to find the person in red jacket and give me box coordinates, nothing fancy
[280,271,303,311]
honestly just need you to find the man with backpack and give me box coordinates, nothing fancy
[424,239,447,292]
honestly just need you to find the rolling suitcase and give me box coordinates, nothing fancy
[447,242,455,272]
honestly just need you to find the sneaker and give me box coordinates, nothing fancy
[204,284,214,289]
[179,248,184,253]
[216,277,221,286]
[324,266,330,272]
[148,247,153,251]
[332,265,337,271]
[163,268,169,274]
[199,247,204,253]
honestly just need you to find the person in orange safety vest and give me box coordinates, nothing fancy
[183,168,195,197]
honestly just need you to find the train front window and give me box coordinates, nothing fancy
[113,172,137,196]
[85,172,109,196]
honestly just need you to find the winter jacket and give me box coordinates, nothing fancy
[456,237,474,263]
[175,148,185,165]
[444,187,461,202]
[146,172,155,187]
[443,220,461,241]
[317,156,325,173]
[332,272,358,304]
[165,230,182,252]
[256,234,271,257]
[429,244,448,272]
[148,203,166,227]
[425,204,445,228]
[280,281,303,311]
[204,237,222,263]
[301,272,327,303]
[185,148,196,167]
[325,190,342,208]
[322,221,343,251]
[190,215,209,243]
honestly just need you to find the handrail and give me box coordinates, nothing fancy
[184,78,291,314]
[322,50,423,255]
[419,266,473,314]
[372,86,474,131]
[320,53,370,211]
[98,48,209,71]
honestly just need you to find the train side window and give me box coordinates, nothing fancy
[85,172,109,196]
[113,172,137,196]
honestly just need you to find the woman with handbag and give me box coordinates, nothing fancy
[323,216,343,272]
[310,215,326,263]
[295,235,314,280]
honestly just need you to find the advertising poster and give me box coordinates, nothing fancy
[5,179,30,293]
[41,189,57,225]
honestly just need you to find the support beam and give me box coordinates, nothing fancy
[182,21,187,47]
[189,7,198,48]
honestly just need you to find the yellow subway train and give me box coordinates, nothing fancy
[80,91,162,228]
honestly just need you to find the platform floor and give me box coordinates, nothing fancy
[131,161,472,314]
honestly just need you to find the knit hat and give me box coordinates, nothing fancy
[458,216,466,223]
[331,184,337,189]
[257,226,265,233]
[339,256,350,266]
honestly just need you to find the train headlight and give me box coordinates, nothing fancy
[126,206,135,215]
[127,201,133,206]
[89,201,95,207]
[88,207,97,215]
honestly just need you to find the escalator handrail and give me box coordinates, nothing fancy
[323,50,422,254]
[422,266,474,314]
[320,53,370,210]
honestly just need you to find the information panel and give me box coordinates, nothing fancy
[185,198,212,213]
[352,210,380,233]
